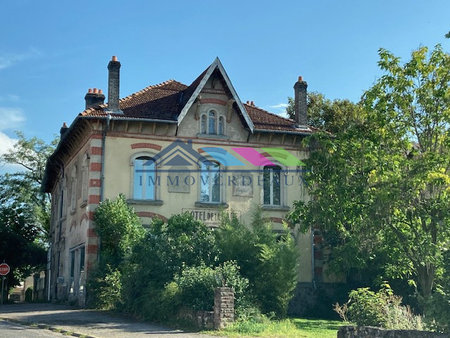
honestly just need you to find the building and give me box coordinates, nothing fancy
[42,56,325,306]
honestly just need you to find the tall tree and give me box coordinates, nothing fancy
[289,45,449,304]
[286,92,364,133]
[0,132,58,238]
[0,132,57,288]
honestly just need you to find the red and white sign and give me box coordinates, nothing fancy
[0,263,10,276]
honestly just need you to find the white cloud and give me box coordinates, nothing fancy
[0,107,25,130]
[269,103,289,109]
[0,48,41,70]
[0,131,17,157]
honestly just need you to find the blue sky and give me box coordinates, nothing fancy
[0,0,448,158]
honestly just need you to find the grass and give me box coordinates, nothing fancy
[205,317,345,337]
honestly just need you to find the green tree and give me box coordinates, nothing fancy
[216,208,298,316]
[286,92,364,133]
[0,131,58,239]
[0,132,56,289]
[289,45,449,309]
[93,194,145,266]
[0,206,47,290]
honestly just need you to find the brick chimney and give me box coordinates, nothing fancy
[84,88,105,109]
[294,76,308,126]
[107,56,122,113]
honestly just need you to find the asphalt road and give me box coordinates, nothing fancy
[0,320,65,337]
[0,303,217,337]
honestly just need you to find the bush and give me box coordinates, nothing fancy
[93,194,144,266]
[87,264,122,310]
[174,261,249,311]
[334,283,423,330]
[216,208,298,317]
[122,213,219,318]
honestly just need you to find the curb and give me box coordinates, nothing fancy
[1,317,97,338]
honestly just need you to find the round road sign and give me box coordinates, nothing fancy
[0,263,10,276]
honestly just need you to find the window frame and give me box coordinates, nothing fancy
[130,151,159,201]
[199,109,226,136]
[199,161,222,203]
[263,165,282,206]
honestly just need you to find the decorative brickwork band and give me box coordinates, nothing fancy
[131,143,162,150]
[214,287,235,330]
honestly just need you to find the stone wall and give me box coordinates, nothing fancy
[214,287,234,330]
[338,326,449,338]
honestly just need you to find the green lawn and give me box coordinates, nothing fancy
[205,318,345,337]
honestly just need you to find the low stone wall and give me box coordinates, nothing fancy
[337,326,449,338]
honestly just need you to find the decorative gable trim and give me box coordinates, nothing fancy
[177,57,254,133]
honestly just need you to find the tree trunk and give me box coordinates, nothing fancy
[416,263,435,299]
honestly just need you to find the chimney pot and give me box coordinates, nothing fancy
[112,55,118,62]
[298,76,303,82]
[85,86,105,109]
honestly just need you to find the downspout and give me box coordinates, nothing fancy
[100,114,111,202]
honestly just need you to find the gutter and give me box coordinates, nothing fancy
[254,128,313,136]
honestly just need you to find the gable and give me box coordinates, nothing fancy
[177,57,254,133]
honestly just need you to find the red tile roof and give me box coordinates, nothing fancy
[244,103,312,133]
[80,75,312,134]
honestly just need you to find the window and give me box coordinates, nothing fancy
[79,246,85,272]
[201,114,207,134]
[208,111,216,134]
[200,110,225,136]
[70,250,75,278]
[218,116,224,135]
[200,162,221,203]
[263,165,281,205]
[133,156,156,200]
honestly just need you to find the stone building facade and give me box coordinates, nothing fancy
[42,56,326,305]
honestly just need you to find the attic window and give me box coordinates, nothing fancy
[208,111,216,134]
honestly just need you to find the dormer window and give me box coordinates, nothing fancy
[208,110,216,134]
[201,114,207,134]
[218,116,224,135]
[200,110,226,136]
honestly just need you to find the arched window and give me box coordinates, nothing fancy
[133,156,156,200]
[263,165,281,205]
[208,110,216,134]
[201,114,207,134]
[218,116,224,135]
[200,161,221,203]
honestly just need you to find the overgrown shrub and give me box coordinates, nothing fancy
[174,261,249,311]
[216,208,298,317]
[87,264,123,310]
[87,195,144,309]
[122,213,219,318]
[93,194,144,266]
[334,283,423,330]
